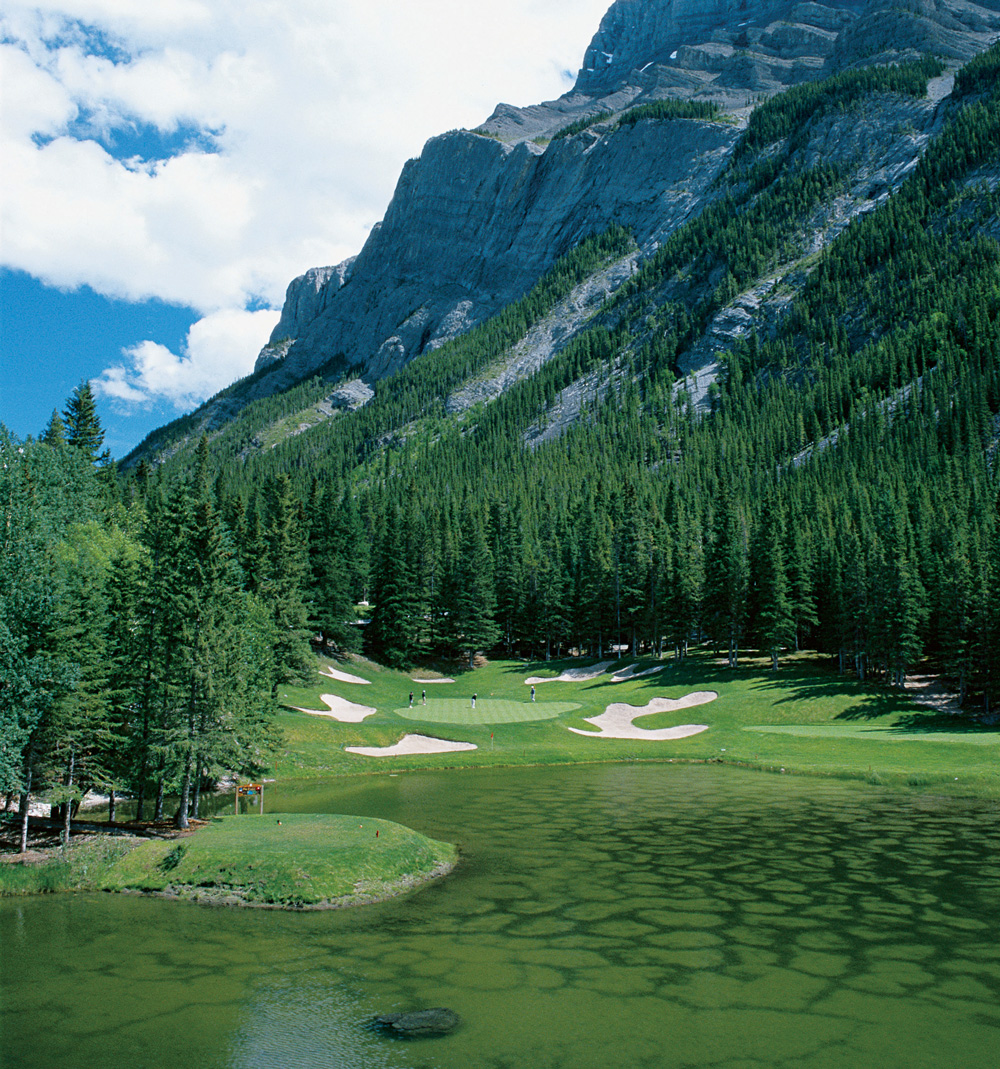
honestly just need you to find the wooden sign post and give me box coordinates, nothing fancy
[236,783,264,815]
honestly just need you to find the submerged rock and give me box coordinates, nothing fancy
[371,1007,462,1038]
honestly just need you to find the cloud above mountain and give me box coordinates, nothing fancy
[1,0,607,408]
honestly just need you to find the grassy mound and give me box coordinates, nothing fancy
[2,814,456,907]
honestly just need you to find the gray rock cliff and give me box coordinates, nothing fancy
[253,0,1000,394]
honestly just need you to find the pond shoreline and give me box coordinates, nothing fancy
[116,856,458,910]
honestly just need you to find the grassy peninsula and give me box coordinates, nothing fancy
[0,813,456,907]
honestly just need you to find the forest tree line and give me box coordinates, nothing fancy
[1,395,302,846]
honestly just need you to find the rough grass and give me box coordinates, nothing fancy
[0,835,150,897]
[1,815,456,907]
[276,651,1000,797]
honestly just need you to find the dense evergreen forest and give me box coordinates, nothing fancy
[3,49,999,831]
[1,395,291,844]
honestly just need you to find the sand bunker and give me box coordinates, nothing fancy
[609,663,665,683]
[412,677,455,684]
[526,660,614,685]
[319,666,371,685]
[568,692,717,740]
[291,695,377,722]
[345,734,478,757]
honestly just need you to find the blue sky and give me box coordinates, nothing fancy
[0,1,609,458]
[1,269,198,456]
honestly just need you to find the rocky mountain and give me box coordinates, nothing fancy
[248,0,998,389]
[124,0,1000,466]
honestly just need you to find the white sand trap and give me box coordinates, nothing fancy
[568,691,717,740]
[319,666,371,684]
[291,695,377,722]
[412,677,455,684]
[610,663,665,683]
[345,734,478,757]
[526,660,614,685]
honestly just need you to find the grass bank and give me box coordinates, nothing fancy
[0,813,456,907]
[277,651,1000,798]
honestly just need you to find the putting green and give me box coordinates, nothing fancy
[396,699,579,725]
[745,724,1000,745]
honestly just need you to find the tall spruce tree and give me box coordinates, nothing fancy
[367,503,420,668]
[41,409,66,447]
[751,507,795,671]
[705,493,748,667]
[63,382,104,462]
[258,474,311,687]
[452,505,500,668]
[306,483,360,653]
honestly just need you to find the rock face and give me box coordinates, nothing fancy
[256,260,354,369]
[371,1008,462,1038]
[258,119,737,385]
[577,0,998,97]
[575,0,850,94]
[251,0,1000,398]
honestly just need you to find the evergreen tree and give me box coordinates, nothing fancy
[163,482,244,828]
[784,502,818,650]
[367,504,420,668]
[63,382,104,461]
[306,483,360,654]
[0,433,96,848]
[705,493,748,667]
[751,507,795,671]
[968,492,1000,712]
[42,409,66,447]
[451,505,500,668]
[44,521,121,842]
[258,475,311,687]
[871,493,926,686]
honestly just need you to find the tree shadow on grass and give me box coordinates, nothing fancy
[883,711,1000,736]
[751,673,889,704]
[746,666,920,722]
[833,694,912,721]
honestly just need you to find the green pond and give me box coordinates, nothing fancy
[2,765,999,1068]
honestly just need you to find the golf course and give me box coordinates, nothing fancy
[276,651,1000,796]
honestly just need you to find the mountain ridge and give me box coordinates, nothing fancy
[249,0,999,385]
[121,0,999,470]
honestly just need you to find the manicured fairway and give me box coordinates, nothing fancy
[746,723,1000,744]
[396,699,579,725]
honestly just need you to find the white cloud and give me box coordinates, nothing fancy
[1,0,610,409]
[93,307,276,408]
